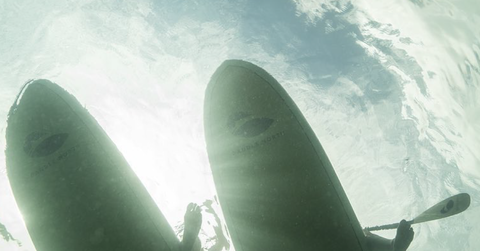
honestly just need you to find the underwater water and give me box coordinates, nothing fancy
[0,0,479,250]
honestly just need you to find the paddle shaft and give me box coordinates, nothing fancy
[364,220,414,231]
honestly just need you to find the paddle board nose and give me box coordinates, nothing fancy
[9,80,70,159]
[9,79,55,116]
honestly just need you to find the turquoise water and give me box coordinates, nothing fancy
[1,0,479,250]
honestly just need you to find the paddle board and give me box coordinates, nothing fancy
[204,60,367,251]
[6,80,179,251]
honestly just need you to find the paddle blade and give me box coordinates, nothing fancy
[364,193,471,231]
[413,193,471,224]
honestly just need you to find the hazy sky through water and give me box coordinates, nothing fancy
[1,0,479,250]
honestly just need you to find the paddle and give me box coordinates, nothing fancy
[364,193,471,231]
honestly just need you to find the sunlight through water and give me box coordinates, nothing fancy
[1,0,479,250]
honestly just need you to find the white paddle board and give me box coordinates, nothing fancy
[204,60,367,251]
[6,80,179,251]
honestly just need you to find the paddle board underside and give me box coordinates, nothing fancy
[6,80,179,251]
[204,60,367,251]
